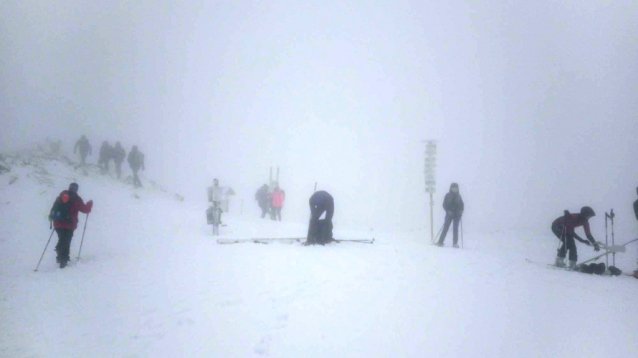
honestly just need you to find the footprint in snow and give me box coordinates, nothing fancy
[274,314,288,329]
[254,335,272,356]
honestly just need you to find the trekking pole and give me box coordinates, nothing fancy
[432,223,444,244]
[460,218,464,250]
[610,209,615,267]
[76,213,90,260]
[34,229,55,272]
[605,212,609,267]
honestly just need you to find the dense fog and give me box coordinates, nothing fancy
[2,1,637,236]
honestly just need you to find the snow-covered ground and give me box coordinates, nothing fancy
[1,149,637,358]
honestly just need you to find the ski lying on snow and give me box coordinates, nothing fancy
[525,258,572,271]
[216,238,302,245]
[216,238,375,245]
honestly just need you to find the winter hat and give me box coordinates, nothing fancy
[68,183,79,192]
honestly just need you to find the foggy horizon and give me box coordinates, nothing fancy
[2,1,637,236]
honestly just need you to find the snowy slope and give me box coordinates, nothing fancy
[1,149,637,358]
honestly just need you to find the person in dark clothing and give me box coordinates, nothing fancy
[633,187,638,221]
[74,135,92,165]
[112,142,126,179]
[50,183,93,268]
[305,190,334,245]
[551,206,600,268]
[255,184,270,218]
[435,183,464,248]
[127,146,145,188]
[98,141,113,171]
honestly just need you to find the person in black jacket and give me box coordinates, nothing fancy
[98,141,113,171]
[112,142,126,179]
[127,146,145,188]
[305,190,334,245]
[633,187,638,221]
[255,184,270,218]
[435,183,464,248]
[74,135,92,165]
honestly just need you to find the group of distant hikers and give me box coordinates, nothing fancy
[255,184,286,221]
[44,174,638,276]
[74,135,145,187]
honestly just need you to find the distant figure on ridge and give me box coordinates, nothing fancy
[127,146,145,188]
[255,184,269,219]
[271,186,285,221]
[74,135,92,165]
[98,141,113,171]
[112,142,126,179]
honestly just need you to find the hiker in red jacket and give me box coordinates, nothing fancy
[49,183,93,268]
[271,186,285,221]
[551,206,599,269]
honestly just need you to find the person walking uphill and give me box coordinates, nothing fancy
[127,146,145,188]
[113,142,126,179]
[271,186,285,221]
[49,183,93,268]
[305,190,334,245]
[98,141,113,171]
[74,135,92,165]
[551,206,600,269]
[435,183,464,248]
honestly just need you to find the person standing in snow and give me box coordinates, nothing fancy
[255,184,270,218]
[305,190,334,245]
[435,183,464,248]
[271,186,285,221]
[74,135,92,165]
[127,146,145,188]
[112,142,126,179]
[98,141,113,171]
[633,187,638,222]
[551,206,600,269]
[49,183,93,268]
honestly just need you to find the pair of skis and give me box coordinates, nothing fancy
[216,238,375,245]
[528,237,638,272]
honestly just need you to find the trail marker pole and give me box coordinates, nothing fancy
[423,140,437,243]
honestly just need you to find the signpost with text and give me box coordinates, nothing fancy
[424,141,437,243]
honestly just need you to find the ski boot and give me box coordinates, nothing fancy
[568,260,577,270]
[554,256,566,268]
[434,241,444,247]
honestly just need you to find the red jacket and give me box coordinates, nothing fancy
[53,190,92,230]
[552,214,592,237]
[272,190,285,208]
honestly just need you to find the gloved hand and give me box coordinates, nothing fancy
[593,243,600,252]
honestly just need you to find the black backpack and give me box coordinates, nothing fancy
[49,192,74,223]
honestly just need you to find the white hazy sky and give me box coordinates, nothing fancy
[2,1,637,235]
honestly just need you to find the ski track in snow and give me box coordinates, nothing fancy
[1,151,638,358]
